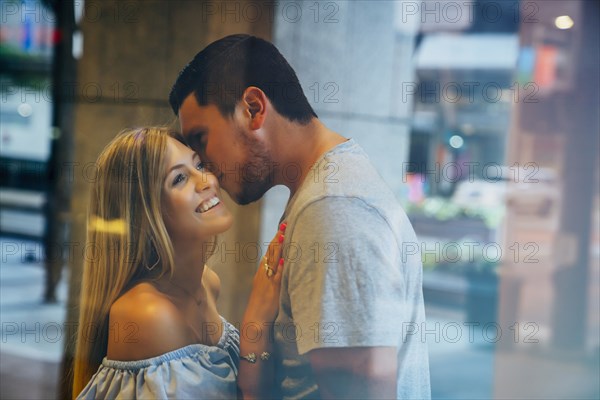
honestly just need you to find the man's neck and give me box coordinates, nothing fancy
[272,118,347,198]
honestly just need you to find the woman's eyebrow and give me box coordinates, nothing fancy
[166,152,200,175]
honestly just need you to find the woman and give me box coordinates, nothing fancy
[72,127,285,399]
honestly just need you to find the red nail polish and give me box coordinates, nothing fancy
[280,222,287,232]
[278,234,284,243]
[279,258,284,266]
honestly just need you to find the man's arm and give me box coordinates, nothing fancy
[309,346,398,399]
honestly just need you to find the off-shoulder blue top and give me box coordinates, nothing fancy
[76,317,239,399]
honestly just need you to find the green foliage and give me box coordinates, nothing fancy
[407,197,504,275]
[406,197,505,228]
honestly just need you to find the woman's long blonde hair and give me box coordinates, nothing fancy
[72,127,182,397]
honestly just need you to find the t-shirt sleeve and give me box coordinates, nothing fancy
[287,196,409,355]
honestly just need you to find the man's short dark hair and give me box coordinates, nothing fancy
[169,34,318,124]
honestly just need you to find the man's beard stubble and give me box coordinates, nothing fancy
[230,137,275,206]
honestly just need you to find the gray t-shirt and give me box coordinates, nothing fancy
[274,139,431,399]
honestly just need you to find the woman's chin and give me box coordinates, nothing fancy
[201,213,234,237]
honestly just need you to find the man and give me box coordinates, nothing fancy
[169,34,430,399]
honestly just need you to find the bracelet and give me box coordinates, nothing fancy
[241,352,271,363]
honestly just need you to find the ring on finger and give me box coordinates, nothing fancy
[264,259,275,277]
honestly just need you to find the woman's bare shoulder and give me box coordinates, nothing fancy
[203,266,221,300]
[107,283,194,361]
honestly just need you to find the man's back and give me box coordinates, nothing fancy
[275,139,431,399]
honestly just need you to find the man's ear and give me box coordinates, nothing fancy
[242,86,267,130]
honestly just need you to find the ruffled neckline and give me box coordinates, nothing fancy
[100,316,238,370]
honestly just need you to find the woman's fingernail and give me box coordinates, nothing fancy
[278,234,284,243]
[279,258,284,266]
[280,222,287,232]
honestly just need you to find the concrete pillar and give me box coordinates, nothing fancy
[261,0,419,244]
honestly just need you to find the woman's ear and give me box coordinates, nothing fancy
[242,86,267,130]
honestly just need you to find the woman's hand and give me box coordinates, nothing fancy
[244,222,287,323]
[239,223,287,399]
